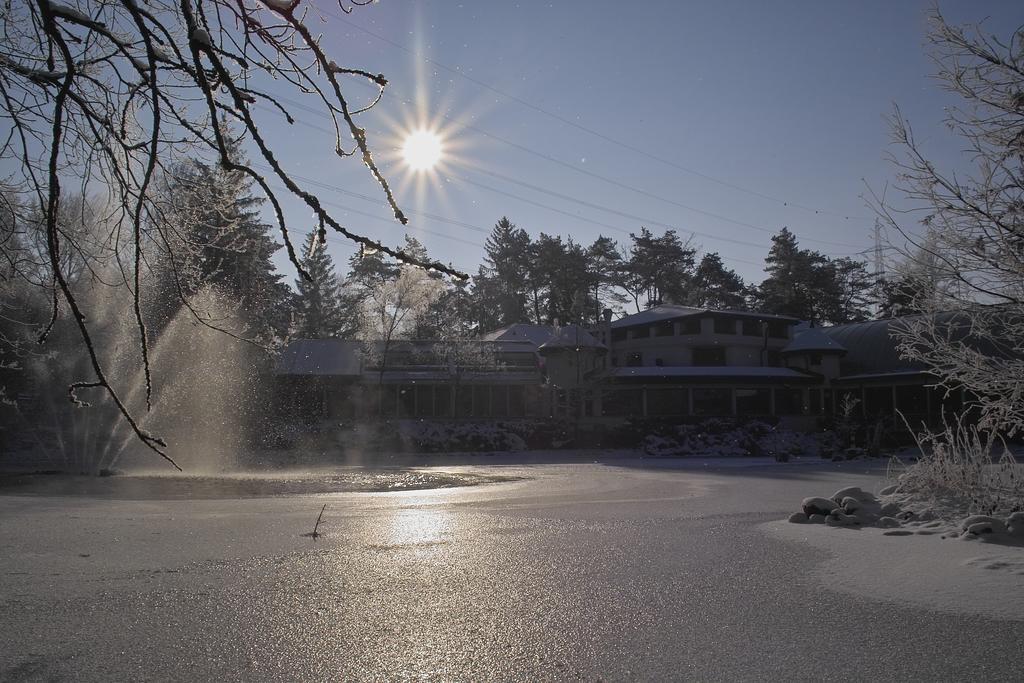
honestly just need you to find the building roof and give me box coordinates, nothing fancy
[611,366,815,380]
[484,323,605,351]
[610,304,798,329]
[782,327,848,355]
[483,324,560,346]
[537,325,607,353]
[276,339,362,376]
[820,317,926,376]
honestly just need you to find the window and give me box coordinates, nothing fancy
[680,318,701,335]
[655,321,675,337]
[474,385,492,417]
[434,386,452,418]
[627,352,643,367]
[398,385,415,417]
[692,388,731,416]
[415,385,434,417]
[611,328,628,343]
[631,326,650,339]
[654,358,664,367]
[864,386,893,417]
[809,353,822,365]
[380,385,399,417]
[508,386,526,417]
[895,385,926,417]
[489,385,509,417]
[742,319,763,336]
[455,385,474,417]
[602,388,644,416]
[735,388,771,415]
[693,347,726,366]
[714,317,737,334]
[646,388,688,416]
[775,388,804,415]
[767,321,789,339]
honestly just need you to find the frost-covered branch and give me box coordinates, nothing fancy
[0,0,465,468]
[875,10,1024,437]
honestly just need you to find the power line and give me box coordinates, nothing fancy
[327,8,872,223]
[256,149,772,268]
[254,112,859,271]
[261,98,868,253]
[444,171,770,265]
[268,91,868,249]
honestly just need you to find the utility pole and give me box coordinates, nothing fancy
[873,219,885,317]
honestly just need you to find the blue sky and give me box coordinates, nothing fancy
[8,1,1022,286]
[261,0,1021,285]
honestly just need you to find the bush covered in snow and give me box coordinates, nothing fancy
[787,483,1024,546]
[889,419,1024,519]
[614,417,823,459]
[399,420,530,453]
[329,418,577,454]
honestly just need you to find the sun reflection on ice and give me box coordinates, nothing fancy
[387,508,453,547]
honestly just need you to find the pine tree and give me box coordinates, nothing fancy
[620,228,696,311]
[586,236,626,323]
[757,228,829,322]
[293,232,349,339]
[481,217,532,325]
[757,228,871,324]
[151,150,290,343]
[688,252,747,310]
[829,257,873,324]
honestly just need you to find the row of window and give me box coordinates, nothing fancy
[611,317,790,342]
[601,386,819,417]
[364,355,538,371]
[372,384,540,418]
[613,348,783,367]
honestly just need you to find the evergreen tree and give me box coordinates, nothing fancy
[757,228,872,324]
[481,217,532,325]
[757,228,829,322]
[293,232,349,339]
[829,257,873,324]
[586,236,626,323]
[345,245,400,292]
[468,266,504,333]
[620,228,696,311]
[151,150,290,343]
[687,252,747,310]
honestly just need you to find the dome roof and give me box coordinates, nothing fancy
[782,327,847,355]
[537,325,607,354]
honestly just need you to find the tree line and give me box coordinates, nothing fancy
[293,218,902,343]
[2,153,926,386]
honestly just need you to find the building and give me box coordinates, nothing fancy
[275,306,962,430]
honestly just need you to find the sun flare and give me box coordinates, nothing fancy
[402,129,443,171]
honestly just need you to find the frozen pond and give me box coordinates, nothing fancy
[0,468,516,499]
[2,457,1023,680]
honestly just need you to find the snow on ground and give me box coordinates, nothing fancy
[4,458,1024,678]
[765,519,1024,621]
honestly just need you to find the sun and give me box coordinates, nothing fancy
[402,129,443,171]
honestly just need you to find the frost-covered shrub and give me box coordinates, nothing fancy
[637,419,821,458]
[890,417,1024,517]
[398,420,547,453]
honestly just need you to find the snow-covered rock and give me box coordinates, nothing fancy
[831,486,872,502]
[1006,512,1024,536]
[788,512,809,524]
[961,516,1006,537]
[802,497,839,516]
[826,511,862,526]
